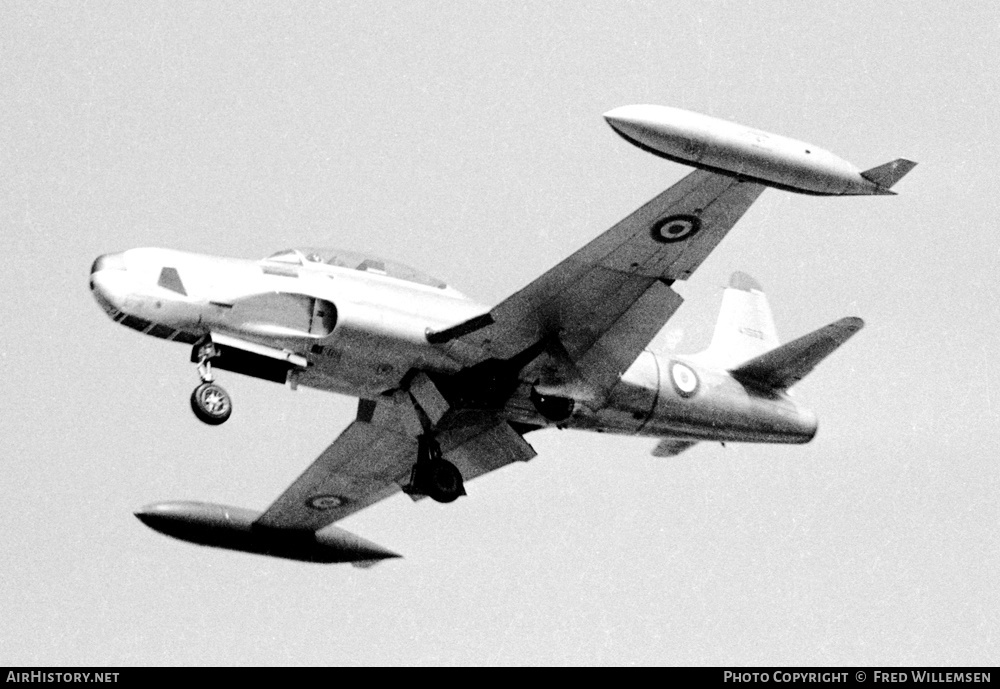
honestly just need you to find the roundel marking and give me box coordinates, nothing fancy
[670,361,700,398]
[651,214,702,244]
[307,495,346,510]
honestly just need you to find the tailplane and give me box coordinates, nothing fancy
[693,271,780,369]
[861,159,917,194]
[730,317,864,390]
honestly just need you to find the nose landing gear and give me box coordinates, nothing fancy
[190,341,232,425]
[191,382,232,425]
[403,435,466,503]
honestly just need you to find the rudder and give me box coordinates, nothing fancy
[693,271,780,369]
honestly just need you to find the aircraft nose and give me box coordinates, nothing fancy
[91,252,127,275]
[90,252,129,314]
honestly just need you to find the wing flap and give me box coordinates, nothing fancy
[575,280,684,391]
[442,420,537,480]
[551,268,659,361]
[447,171,766,392]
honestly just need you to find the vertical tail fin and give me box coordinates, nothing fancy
[694,272,780,368]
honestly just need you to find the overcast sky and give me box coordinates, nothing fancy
[2,1,997,666]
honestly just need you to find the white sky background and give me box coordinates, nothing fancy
[1,1,997,666]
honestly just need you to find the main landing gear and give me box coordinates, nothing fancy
[190,341,232,425]
[404,435,466,504]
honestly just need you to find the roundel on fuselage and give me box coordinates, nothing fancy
[670,361,699,398]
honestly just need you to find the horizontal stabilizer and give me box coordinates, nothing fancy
[729,317,864,390]
[861,159,917,191]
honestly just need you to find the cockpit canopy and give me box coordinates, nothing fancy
[265,247,449,290]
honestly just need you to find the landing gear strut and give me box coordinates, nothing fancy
[190,341,232,425]
[404,435,466,503]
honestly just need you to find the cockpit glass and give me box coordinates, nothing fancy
[263,247,448,289]
[266,250,303,265]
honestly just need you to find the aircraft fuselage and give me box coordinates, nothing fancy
[91,246,816,445]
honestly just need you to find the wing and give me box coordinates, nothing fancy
[253,419,416,531]
[440,170,766,392]
[254,173,763,534]
[253,406,536,533]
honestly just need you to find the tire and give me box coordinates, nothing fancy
[427,459,465,503]
[190,382,232,425]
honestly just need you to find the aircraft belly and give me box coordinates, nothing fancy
[559,352,816,443]
[597,351,660,433]
[639,360,817,443]
[299,328,463,398]
[560,352,660,434]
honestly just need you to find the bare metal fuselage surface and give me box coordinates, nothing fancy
[91,247,816,445]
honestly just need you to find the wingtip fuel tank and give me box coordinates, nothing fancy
[135,501,401,565]
[604,104,915,196]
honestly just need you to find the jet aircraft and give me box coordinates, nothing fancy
[90,106,914,565]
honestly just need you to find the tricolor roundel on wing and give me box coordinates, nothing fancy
[651,214,702,243]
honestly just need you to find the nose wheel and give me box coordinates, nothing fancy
[190,340,232,425]
[191,382,232,425]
